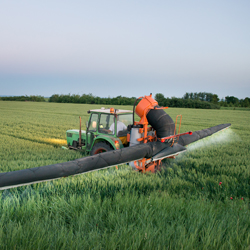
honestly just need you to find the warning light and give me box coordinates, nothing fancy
[189,131,193,135]
[114,140,120,149]
[161,139,165,143]
[110,108,114,113]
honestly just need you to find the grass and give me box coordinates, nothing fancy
[220,106,250,111]
[0,101,249,249]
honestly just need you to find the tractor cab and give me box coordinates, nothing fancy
[66,107,133,155]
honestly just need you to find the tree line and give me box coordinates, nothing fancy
[182,92,250,107]
[1,93,249,109]
[48,94,137,105]
[0,95,46,102]
[155,93,220,109]
[49,93,220,109]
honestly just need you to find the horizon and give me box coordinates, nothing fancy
[0,91,248,101]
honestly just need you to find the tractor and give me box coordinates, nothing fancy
[65,107,133,155]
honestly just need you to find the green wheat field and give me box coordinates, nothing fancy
[0,101,249,249]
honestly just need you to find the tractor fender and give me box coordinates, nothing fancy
[93,135,124,150]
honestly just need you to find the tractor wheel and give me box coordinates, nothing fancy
[72,140,78,149]
[90,142,113,155]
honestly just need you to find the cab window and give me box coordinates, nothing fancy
[88,113,99,132]
[118,114,133,126]
[99,114,115,134]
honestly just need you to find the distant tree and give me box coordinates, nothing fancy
[183,93,189,100]
[193,92,198,100]
[212,94,219,104]
[242,97,250,107]
[225,96,239,106]
[155,93,165,106]
[204,93,213,102]
[198,92,205,101]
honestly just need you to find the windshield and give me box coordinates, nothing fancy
[118,114,133,127]
[99,114,115,135]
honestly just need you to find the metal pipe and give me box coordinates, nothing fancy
[79,116,82,148]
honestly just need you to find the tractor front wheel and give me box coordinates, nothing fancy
[90,142,113,155]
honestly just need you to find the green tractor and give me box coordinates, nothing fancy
[65,107,133,155]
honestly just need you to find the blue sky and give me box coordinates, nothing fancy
[0,0,249,99]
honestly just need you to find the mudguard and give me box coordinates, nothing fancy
[93,135,124,150]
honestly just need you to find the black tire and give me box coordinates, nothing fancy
[90,142,113,156]
[72,140,78,148]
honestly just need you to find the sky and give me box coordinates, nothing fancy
[0,0,249,99]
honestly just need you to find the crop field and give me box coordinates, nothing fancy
[0,101,249,249]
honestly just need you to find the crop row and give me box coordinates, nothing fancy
[0,101,249,249]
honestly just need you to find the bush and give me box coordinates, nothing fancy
[0,95,46,102]
[49,94,136,106]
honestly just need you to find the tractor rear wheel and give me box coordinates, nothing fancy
[90,142,113,155]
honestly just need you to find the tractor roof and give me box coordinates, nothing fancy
[88,108,132,114]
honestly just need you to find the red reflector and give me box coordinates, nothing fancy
[115,140,119,144]
[189,131,193,135]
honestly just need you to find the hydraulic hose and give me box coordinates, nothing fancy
[146,105,175,138]
[132,97,142,126]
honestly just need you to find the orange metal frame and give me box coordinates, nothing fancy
[133,159,162,173]
[175,115,182,137]
[131,94,193,173]
[132,94,168,172]
[171,115,182,146]
[160,131,193,143]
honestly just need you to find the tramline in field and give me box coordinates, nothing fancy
[0,94,231,190]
